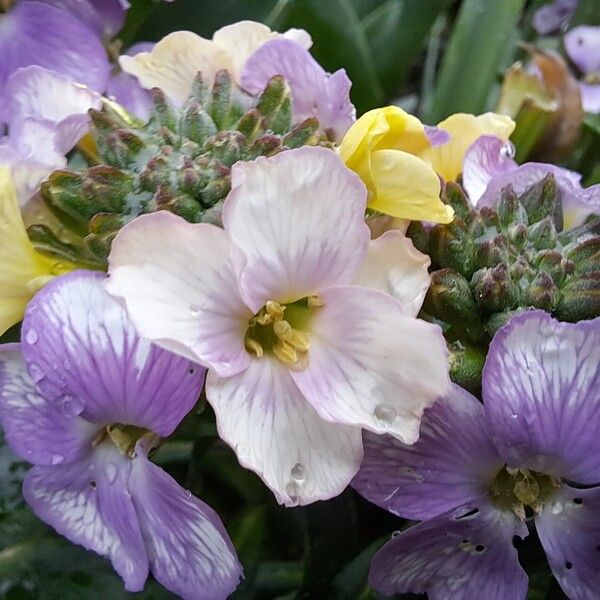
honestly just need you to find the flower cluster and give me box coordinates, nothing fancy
[0,3,599,599]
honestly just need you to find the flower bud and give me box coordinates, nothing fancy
[424,268,478,324]
[523,271,558,310]
[472,264,520,313]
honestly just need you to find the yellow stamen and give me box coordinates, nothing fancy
[266,300,285,319]
[307,294,325,310]
[273,340,298,364]
[245,338,264,358]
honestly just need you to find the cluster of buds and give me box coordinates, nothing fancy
[36,71,329,265]
[409,176,600,392]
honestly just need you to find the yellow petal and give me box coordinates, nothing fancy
[0,169,63,335]
[422,112,516,181]
[119,31,232,106]
[338,107,391,167]
[376,106,431,155]
[368,149,453,223]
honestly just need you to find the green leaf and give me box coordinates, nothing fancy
[425,0,527,123]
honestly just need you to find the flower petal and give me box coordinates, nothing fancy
[0,343,97,466]
[483,311,600,483]
[462,135,517,205]
[369,503,528,599]
[45,0,127,39]
[107,211,251,377]
[0,167,59,335]
[580,82,600,114]
[128,446,243,600]
[23,444,149,592]
[241,39,355,141]
[536,484,600,600]
[206,358,363,507]
[291,285,450,444]
[119,31,231,106]
[422,112,515,181]
[22,270,205,435]
[223,147,369,311]
[0,1,110,93]
[532,0,577,35]
[1,66,101,153]
[352,230,431,317]
[353,384,503,520]
[368,148,451,222]
[564,26,600,75]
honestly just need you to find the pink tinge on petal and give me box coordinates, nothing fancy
[206,358,363,507]
[483,310,600,483]
[369,503,528,599]
[23,444,149,592]
[462,135,517,205]
[536,484,600,600]
[352,230,431,317]
[0,344,98,467]
[128,446,243,600]
[241,38,355,141]
[223,147,369,312]
[291,285,450,444]
[22,270,206,436]
[353,384,503,521]
[564,25,600,75]
[107,212,252,378]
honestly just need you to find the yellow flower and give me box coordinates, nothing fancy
[0,168,71,335]
[339,107,515,223]
[420,112,516,181]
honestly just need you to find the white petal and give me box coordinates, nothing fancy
[223,147,369,311]
[206,358,363,507]
[119,31,232,106]
[352,230,430,317]
[107,212,251,377]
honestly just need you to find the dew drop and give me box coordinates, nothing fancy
[105,463,118,484]
[59,394,84,417]
[189,303,200,316]
[25,329,38,345]
[391,530,401,539]
[291,463,307,482]
[511,413,519,419]
[28,362,45,382]
[374,404,397,426]
[185,490,192,498]
[551,500,563,515]
[285,481,298,501]
[51,454,65,465]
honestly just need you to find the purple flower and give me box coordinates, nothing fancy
[462,135,600,228]
[564,26,600,113]
[533,0,578,35]
[242,38,356,141]
[353,310,600,599]
[0,270,242,599]
[0,1,110,93]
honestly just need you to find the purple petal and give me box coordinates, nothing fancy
[1,66,101,153]
[536,484,600,600]
[22,270,205,435]
[0,343,97,466]
[353,384,503,520]
[424,124,451,147]
[580,82,600,113]
[369,503,528,599]
[483,310,600,484]
[0,1,110,92]
[43,0,128,40]
[462,135,517,205]
[564,26,600,75]
[241,38,355,141]
[129,443,243,600]
[23,443,149,591]
[533,0,577,35]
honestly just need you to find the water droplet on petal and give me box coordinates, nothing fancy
[185,490,192,498]
[105,463,118,484]
[391,530,401,538]
[59,394,84,416]
[551,501,563,515]
[374,404,397,426]
[511,413,519,419]
[189,303,200,316]
[25,329,38,345]
[28,362,45,382]
[291,463,306,482]
[285,481,298,502]
[51,454,65,465]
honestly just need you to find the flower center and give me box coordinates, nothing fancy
[488,465,560,519]
[93,423,157,458]
[244,295,323,368]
